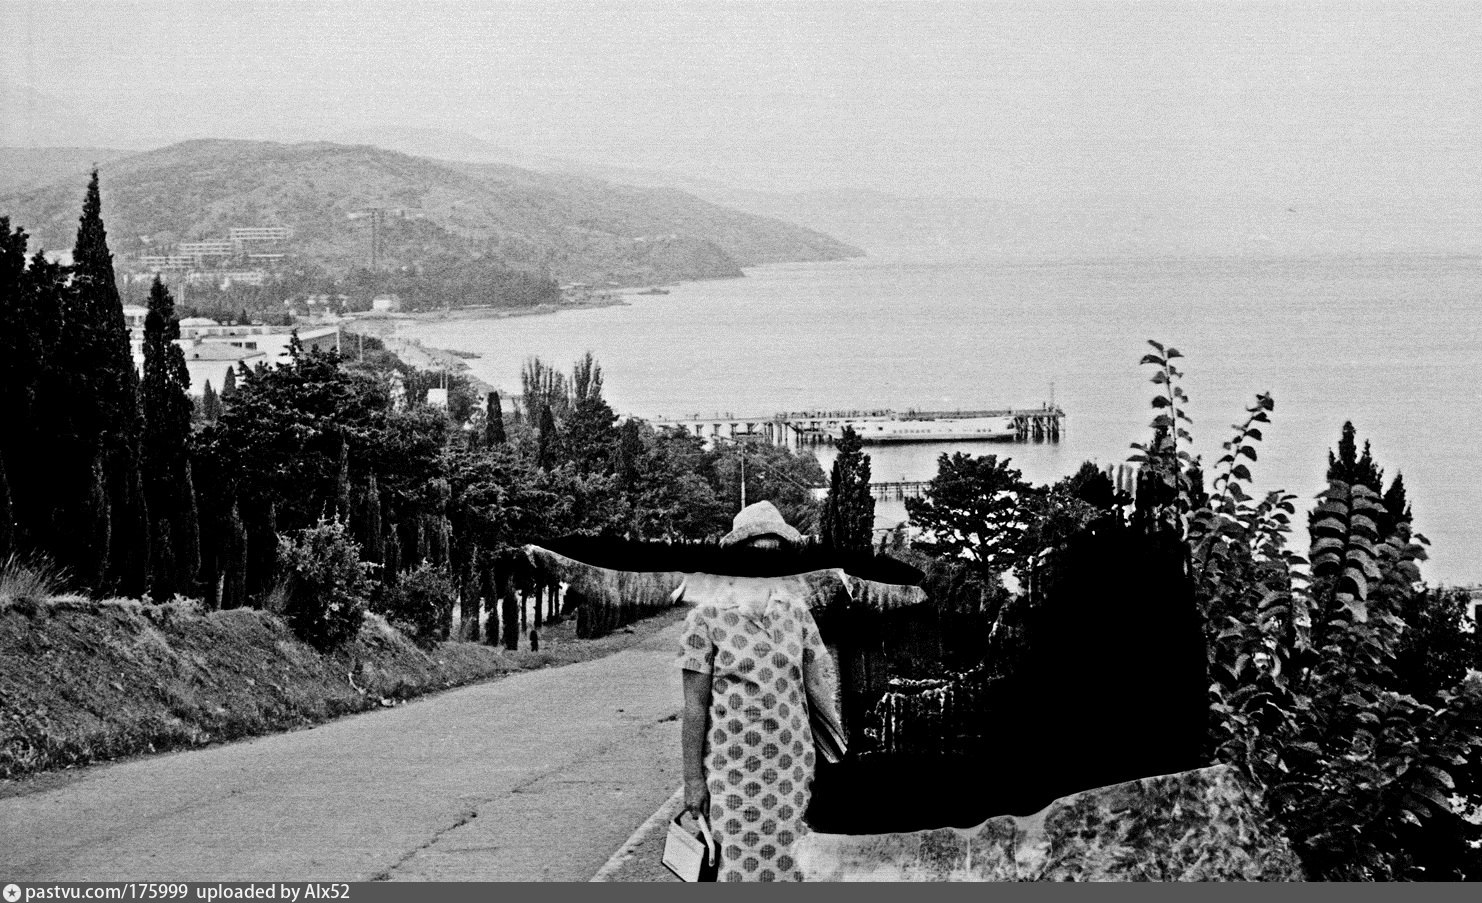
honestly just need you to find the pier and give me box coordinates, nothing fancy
[645,404,1065,447]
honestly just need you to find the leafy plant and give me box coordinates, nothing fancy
[1127,340,1200,534]
[276,516,373,651]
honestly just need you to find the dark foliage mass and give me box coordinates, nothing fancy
[845,340,1479,878]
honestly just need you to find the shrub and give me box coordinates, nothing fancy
[276,517,373,651]
[373,561,454,649]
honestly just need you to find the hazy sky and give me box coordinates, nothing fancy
[4,1,1480,199]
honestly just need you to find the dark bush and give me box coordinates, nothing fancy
[373,561,455,649]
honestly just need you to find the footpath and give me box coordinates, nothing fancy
[0,621,689,882]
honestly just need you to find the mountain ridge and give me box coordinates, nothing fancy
[0,139,863,289]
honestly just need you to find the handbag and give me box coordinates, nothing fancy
[662,811,718,882]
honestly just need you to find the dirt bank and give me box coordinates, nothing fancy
[0,596,686,786]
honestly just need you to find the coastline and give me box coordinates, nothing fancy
[391,294,633,325]
[344,296,635,393]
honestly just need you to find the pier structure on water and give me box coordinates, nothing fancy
[645,404,1066,448]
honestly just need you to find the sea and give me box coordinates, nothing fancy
[395,252,1482,588]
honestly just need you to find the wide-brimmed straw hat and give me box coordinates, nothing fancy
[719,501,804,549]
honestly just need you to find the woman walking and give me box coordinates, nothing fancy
[676,501,845,882]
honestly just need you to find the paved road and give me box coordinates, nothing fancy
[1,622,688,882]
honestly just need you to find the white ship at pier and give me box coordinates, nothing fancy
[829,415,1017,444]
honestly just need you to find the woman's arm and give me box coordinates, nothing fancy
[681,669,712,817]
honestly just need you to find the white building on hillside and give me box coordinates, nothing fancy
[126,316,341,395]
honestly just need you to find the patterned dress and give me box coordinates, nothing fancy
[676,584,836,882]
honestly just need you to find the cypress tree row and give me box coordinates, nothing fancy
[0,219,42,558]
[0,223,75,569]
[1,177,167,593]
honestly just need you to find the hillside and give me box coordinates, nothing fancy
[0,140,862,288]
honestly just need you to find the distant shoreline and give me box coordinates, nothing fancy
[393,294,632,325]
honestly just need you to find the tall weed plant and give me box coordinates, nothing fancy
[0,552,69,609]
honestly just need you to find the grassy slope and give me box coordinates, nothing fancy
[0,596,686,785]
[0,140,861,285]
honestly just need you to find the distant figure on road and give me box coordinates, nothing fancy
[676,501,845,882]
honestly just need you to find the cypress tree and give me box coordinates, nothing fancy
[502,583,519,651]
[81,453,111,589]
[0,452,12,557]
[245,501,278,599]
[413,516,429,566]
[820,425,876,555]
[1383,472,1411,526]
[72,171,149,595]
[222,499,248,609]
[537,404,558,470]
[1327,421,1384,493]
[202,381,221,422]
[485,392,506,445]
[72,170,139,448]
[359,474,383,564]
[482,554,499,647]
[459,547,481,641]
[384,524,401,587]
[179,460,202,596]
[335,438,352,520]
[616,418,644,490]
[141,277,196,597]
[222,366,237,400]
[152,518,177,601]
[1381,471,1412,538]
